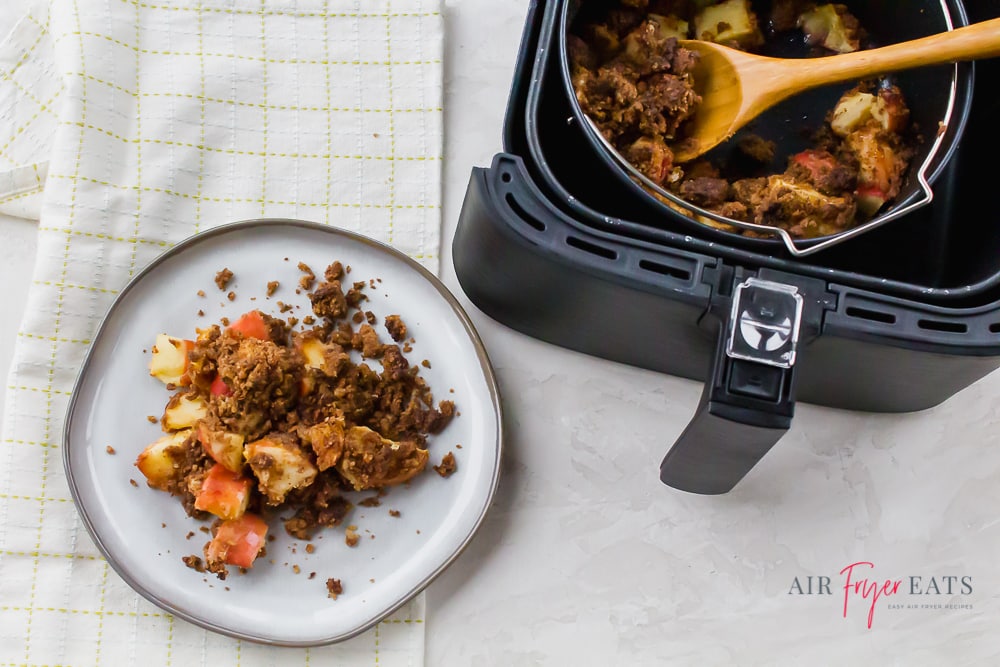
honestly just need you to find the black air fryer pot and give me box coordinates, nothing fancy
[453,0,1000,494]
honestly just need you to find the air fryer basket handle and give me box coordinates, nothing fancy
[660,277,802,495]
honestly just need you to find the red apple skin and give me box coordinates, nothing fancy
[194,464,252,520]
[206,513,269,568]
[856,184,889,216]
[210,374,232,396]
[227,311,269,340]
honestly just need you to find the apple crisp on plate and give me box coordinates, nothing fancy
[136,261,456,580]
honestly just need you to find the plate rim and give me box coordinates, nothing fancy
[61,217,504,647]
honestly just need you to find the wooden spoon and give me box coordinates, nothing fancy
[673,17,1000,163]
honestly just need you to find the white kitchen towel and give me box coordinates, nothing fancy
[0,0,442,664]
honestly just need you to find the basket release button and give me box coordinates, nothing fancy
[726,278,804,369]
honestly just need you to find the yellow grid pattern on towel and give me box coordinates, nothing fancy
[0,0,441,664]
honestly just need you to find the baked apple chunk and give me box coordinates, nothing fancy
[245,433,319,505]
[148,334,193,385]
[135,430,193,491]
[335,425,429,491]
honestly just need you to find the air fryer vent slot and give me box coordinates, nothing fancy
[566,235,617,260]
[505,193,546,232]
[846,307,896,325]
[639,258,691,282]
[918,319,968,334]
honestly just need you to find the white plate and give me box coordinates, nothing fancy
[63,219,502,646]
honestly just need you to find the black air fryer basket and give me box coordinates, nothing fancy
[453,0,1000,494]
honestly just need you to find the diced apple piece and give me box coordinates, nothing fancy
[790,149,839,183]
[621,16,686,68]
[135,430,193,491]
[768,175,842,208]
[299,336,326,369]
[798,4,861,54]
[245,434,319,504]
[197,422,245,473]
[209,374,232,396]
[194,463,253,520]
[831,86,910,137]
[830,90,876,137]
[856,184,890,216]
[149,334,193,385]
[227,310,269,340]
[694,0,763,49]
[844,126,907,201]
[336,425,429,491]
[205,513,268,569]
[625,135,674,185]
[294,333,349,377]
[300,418,347,471]
[755,174,857,238]
[649,13,689,41]
[161,393,208,431]
[872,87,910,134]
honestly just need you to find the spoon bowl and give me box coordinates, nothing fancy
[674,18,1000,162]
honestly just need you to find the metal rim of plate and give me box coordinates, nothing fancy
[61,217,504,646]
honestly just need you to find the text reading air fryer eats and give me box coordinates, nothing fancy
[787,562,973,628]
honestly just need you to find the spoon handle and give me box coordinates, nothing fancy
[784,17,1000,90]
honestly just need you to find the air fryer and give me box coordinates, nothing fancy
[453,0,1000,495]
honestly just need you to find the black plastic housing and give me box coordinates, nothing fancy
[455,154,1000,411]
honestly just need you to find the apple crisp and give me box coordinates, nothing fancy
[569,0,916,238]
[137,261,456,580]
